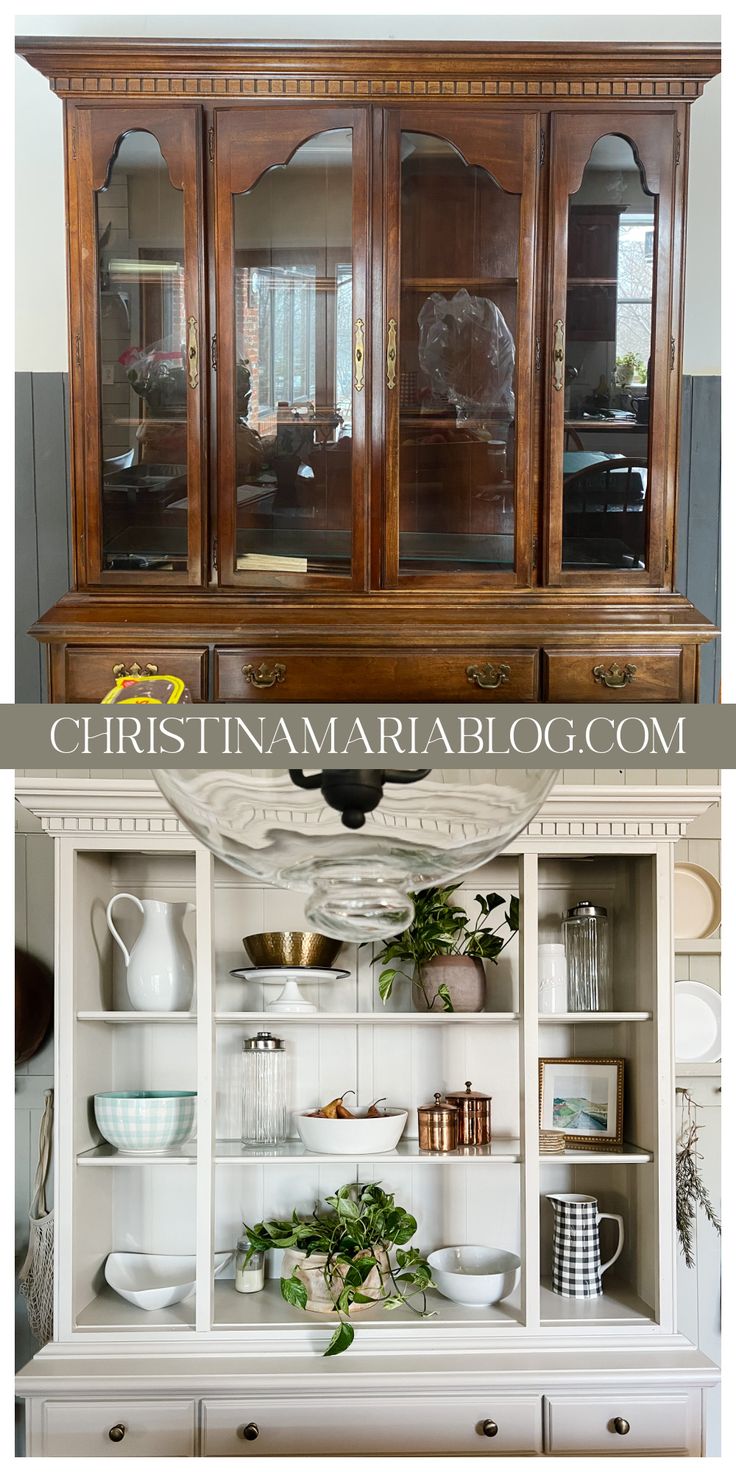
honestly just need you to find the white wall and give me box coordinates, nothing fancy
[14,14,720,374]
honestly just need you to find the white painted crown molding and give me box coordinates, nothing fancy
[15,776,719,841]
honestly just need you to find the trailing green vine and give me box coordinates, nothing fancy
[676,1090,720,1269]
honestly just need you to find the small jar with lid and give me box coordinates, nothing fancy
[235,1230,266,1294]
[417,1093,458,1153]
[241,1031,288,1146]
[445,1081,493,1147]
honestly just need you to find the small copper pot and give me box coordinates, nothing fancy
[417,1092,458,1153]
[445,1081,493,1147]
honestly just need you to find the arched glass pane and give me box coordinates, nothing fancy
[399,133,519,574]
[233,129,353,576]
[563,135,655,571]
[97,131,188,572]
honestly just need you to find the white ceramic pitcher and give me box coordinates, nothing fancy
[106,894,194,1012]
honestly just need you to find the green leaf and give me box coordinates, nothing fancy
[437,983,455,1013]
[482,892,506,915]
[506,895,520,931]
[378,968,396,1004]
[324,1320,355,1357]
[280,1273,308,1311]
[391,1211,418,1245]
[335,1194,360,1220]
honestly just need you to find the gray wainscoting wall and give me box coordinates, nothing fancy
[14,373,722,702]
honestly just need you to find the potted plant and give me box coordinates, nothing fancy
[241,1182,433,1356]
[373,885,519,1012]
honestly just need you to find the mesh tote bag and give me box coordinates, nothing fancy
[19,1089,54,1346]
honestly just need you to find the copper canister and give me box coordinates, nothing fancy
[445,1081,493,1147]
[417,1092,458,1153]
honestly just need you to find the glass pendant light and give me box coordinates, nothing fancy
[152,768,555,942]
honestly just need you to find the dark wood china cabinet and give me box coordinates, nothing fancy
[17,38,720,702]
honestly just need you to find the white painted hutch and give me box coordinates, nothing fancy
[15,777,719,1457]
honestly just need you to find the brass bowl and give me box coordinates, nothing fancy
[242,931,343,969]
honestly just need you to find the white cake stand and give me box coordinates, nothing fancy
[229,966,350,1016]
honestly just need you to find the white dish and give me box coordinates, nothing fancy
[295,1107,408,1155]
[427,1245,520,1307]
[230,967,349,1015]
[673,863,721,940]
[104,1252,231,1310]
[674,981,721,1063]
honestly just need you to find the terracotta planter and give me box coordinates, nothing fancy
[415,955,486,1013]
[281,1246,390,1316]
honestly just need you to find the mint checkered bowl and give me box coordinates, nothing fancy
[94,1091,197,1154]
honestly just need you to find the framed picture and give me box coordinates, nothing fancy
[538,1057,624,1150]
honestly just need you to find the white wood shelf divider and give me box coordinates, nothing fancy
[216,1010,520,1025]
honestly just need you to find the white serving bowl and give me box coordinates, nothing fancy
[427,1245,520,1307]
[105,1252,231,1310]
[94,1091,196,1153]
[295,1107,408,1155]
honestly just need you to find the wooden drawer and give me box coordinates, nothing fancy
[214,648,539,701]
[202,1394,542,1456]
[63,647,208,702]
[39,1399,196,1457]
[543,1392,701,1456]
[543,648,683,702]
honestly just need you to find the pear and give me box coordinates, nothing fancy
[367,1097,387,1117]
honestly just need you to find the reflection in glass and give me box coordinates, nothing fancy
[233,130,353,576]
[399,133,519,574]
[562,135,655,570]
[97,131,188,572]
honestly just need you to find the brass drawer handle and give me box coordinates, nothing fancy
[481,1419,499,1438]
[612,1417,631,1436]
[354,318,365,392]
[467,662,510,690]
[242,661,286,689]
[552,318,565,392]
[386,317,397,390]
[108,1424,126,1443]
[187,315,199,389]
[592,661,637,689]
[240,1423,260,1441]
[112,661,159,679]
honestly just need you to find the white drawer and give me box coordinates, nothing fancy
[202,1395,542,1455]
[544,1392,701,1456]
[40,1399,196,1457]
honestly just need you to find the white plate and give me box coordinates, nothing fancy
[674,981,721,1063]
[230,968,350,983]
[673,863,721,940]
[105,1252,231,1310]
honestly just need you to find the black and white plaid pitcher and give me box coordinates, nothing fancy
[547,1193,624,1298]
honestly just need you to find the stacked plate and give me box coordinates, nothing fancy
[539,1128,566,1156]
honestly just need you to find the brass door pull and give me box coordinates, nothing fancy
[592,662,637,689]
[242,662,286,689]
[354,318,365,392]
[386,318,397,390]
[552,318,565,391]
[481,1420,499,1438]
[240,1423,260,1441]
[108,1424,126,1443]
[612,1417,631,1436]
[466,662,510,690]
[187,315,199,389]
[112,661,159,679]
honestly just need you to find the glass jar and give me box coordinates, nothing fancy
[235,1231,265,1294]
[562,901,611,1011]
[538,942,568,1015]
[241,1031,287,1145]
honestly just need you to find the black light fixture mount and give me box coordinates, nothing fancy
[288,769,432,830]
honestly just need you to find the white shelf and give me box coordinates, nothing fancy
[676,1061,721,1077]
[216,1011,520,1025]
[540,1278,655,1326]
[675,938,721,954]
[76,1283,195,1330]
[538,1012,652,1023]
[211,1279,523,1330]
[216,1138,522,1164]
[538,1142,653,1165]
[78,1144,197,1166]
[77,1011,196,1023]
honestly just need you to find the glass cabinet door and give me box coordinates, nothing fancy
[546,113,677,586]
[382,111,538,585]
[76,106,205,584]
[215,107,368,587]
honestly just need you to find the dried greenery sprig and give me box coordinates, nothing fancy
[675,1090,720,1269]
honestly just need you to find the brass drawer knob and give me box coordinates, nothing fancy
[108,1424,126,1443]
[592,661,637,689]
[242,662,286,689]
[612,1417,631,1436]
[481,1419,499,1438]
[467,662,510,690]
[240,1423,260,1441]
[112,661,159,680]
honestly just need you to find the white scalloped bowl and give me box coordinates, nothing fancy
[104,1252,231,1310]
[295,1107,408,1155]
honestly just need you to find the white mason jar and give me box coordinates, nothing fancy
[538,943,568,1014]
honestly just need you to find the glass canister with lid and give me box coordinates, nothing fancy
[241,1031,288,1145]
[562,901,612,1011]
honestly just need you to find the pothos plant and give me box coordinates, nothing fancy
[242,1182,434,1357]
[373,885,520,1011]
